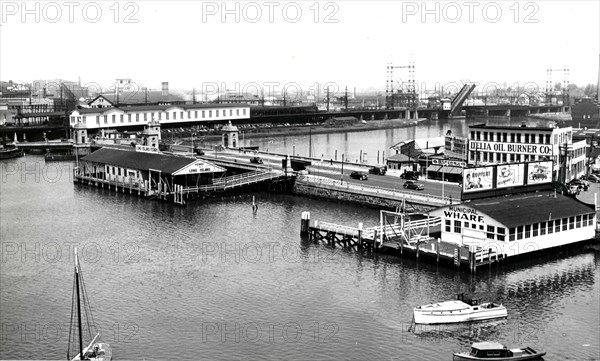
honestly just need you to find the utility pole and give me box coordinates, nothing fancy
[326,87,330,112]
[344,86,348,111]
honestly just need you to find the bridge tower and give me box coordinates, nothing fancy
[545,66,569,105]
[385,61,416,109]
[222,121,239,148]
[141,117,161,148]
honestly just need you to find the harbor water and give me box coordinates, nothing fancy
[1,118,599,360]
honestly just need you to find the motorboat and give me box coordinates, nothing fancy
[413,294,507,324]
[453,341,546,360]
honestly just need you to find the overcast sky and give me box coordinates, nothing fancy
[1,1,599,97]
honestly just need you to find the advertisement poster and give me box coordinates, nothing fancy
[496,163,525,188]
[463,166,494,192]
[527,161,553,184]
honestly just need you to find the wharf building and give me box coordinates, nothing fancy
[467,124,587,182]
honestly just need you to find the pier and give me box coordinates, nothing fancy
[300,211,505,273]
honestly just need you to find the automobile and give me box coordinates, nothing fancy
[569,179,589,191]
[400,171,419,180]
[583,174,600,183]
[403,180,424,190]
[193,147,205,156]
[250,156,263,164]
[567,184,581,195]
[368,166,387,175]
[350,171,368,180]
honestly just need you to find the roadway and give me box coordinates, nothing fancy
[186,147,462,201]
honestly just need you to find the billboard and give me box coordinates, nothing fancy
[496,163,525,188]
[527,161,553,184]
[463,166,494,192]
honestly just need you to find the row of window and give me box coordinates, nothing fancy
[71,108,247,125]
[469,151,553,164]
[445,213,594,242]
[508,214,594,241]
[471,131,551,144]
[445,220,506,241]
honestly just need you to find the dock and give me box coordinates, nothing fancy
[300,211,505,273]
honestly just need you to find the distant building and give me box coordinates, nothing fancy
[467,124,587,182]
[89,91,185,108]
[571,97,600,122]
[69,103,250,132]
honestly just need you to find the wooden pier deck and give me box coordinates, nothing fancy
[301,214,504,272]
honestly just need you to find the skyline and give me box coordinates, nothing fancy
[1,1,599,97]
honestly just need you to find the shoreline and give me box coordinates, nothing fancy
[166,118,428,142]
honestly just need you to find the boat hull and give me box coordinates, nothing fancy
[0,148,23,159]
[453,350,546,361]
[414,301,507,324]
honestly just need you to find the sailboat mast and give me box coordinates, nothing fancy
[75,252,83,360]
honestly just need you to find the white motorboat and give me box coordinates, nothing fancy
[414,294,507,325]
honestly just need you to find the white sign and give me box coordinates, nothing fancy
[135,145,159,153]
[431,159,467,167]
[463,166,494,192]
[469,140,553,156]
[496,163,524,188]
[527,161,553,184]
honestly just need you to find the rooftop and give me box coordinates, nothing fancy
[471,342,506,350]
[468,193,594,228]
[81,147,197,174]
[74,102,249,115]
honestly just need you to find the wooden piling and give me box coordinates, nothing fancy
[357,222,363,249]
[300,211,310,235]
[436,238,440,263]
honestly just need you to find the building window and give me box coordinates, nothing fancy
[479,225,484,230]
[517,226,523,240]
[589,213,595,226]
[502,153,507,162]
[173,112,176,120]
[202,110,206,118]
[128,114,132,122]
[445,220,451,232]
[96,116,100,125]
[472,223,476,229]
[510,154,515,162]
[555,219,561,233]
[548,220,553,234]
[525,224,531,238]
[569,216,575,229]
[484,132,488,141]
[464,222,469,228]
[186,111,189,118]
[532,223,538,237]
[540,221,546,235]
[497,227,505,241]
[103,115,107,124]
[562,218,568,231]
[454,220,462,233]
[209,110,212,117]
[236,109,240,116]
[539,134,544,144]
[509,227,515,241]
[195,110,198,118]
[243,109,246,116]
[476,131,481,140]
[486,225,494,239]
[158,112,162,120]
[582,214,587,227]
[230,109,233,116]
[510,133,515,142]
[517,134,521,142]
[166,112,169,120]
[144,113,147,121]
[525,134,529,143]
[545,134,550,144]
[136,114,139,122]
[576,215,581,228]
[502,133,507,142]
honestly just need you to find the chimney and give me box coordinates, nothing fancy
[162,82,168,96]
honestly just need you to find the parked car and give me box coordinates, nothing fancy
[250,156,263,164]
[567,184,581,195]
[400,171,419,180]
[583,174,600,183]
[368,166,387,175]
[569,179,589,191]
[350,171,368,180]
[403,180,424,190]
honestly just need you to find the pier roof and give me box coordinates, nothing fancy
[81,147,198,174]
[468,193,594,228]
